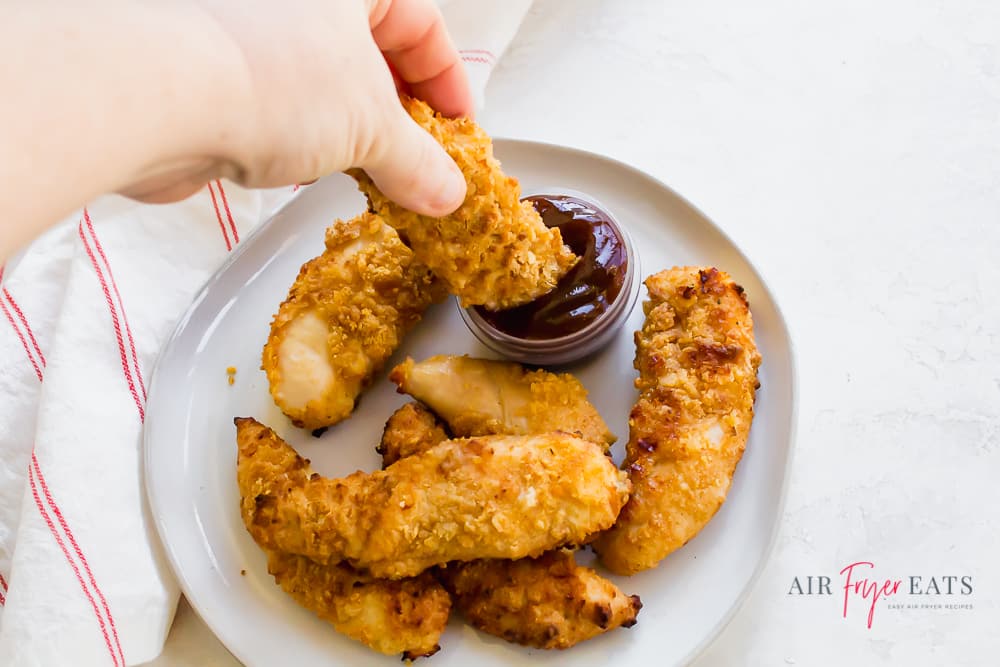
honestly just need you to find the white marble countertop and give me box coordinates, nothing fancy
[150,1,1000,664]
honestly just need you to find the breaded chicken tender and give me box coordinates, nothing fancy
[237,418,630,579]
[376,400,450,468]
[262,213,444,430]
[438,551,641,650]
[377,401,450,462]
[349,97,578,310]
[593,267,761,575]
[389,355,615,448]
[378,402,641,650]
[234,418,450,658]
[265,552,450,659]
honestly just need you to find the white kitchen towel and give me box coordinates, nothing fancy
[0,2,531,665]
[441,0,534,111]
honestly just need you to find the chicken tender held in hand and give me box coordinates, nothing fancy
[234,418,450,659]
[237,418,630,579]
[350,97,578,310]
[262,213,444,430]
[379,402,641,650]
[389,355,615,448]
[593,267,761,575]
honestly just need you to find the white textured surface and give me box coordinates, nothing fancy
[149,1,1000,664]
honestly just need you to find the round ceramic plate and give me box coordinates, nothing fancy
[144,140,796,667]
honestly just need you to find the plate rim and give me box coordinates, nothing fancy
[143,137,799,666]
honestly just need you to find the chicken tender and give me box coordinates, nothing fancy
[377,401,448,458]
[376,400,450,468]
[593,267,761,575]
[234,418,450,658]
[237,417,630,579]
[378,402,641,650]
[438,551,641,650]
[389,355,615,448]
[262,213,444,430]
[265,552,450,659]
[349,97,578,310]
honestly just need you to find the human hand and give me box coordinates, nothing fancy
[121,0,473,216]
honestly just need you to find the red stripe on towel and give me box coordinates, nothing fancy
[460,48,497,60]
[215,180,240,245]
[1,294,43,382]
[31,454,125,665]
[207,182,232,251]
[461,55,494,65]
[3,288,46,367]
[77,221,145,422]
[29,458,120,667]
[82,211,146,400]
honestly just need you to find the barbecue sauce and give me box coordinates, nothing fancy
[476,194,627,339]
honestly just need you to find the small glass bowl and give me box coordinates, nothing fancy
[459,190,641,366]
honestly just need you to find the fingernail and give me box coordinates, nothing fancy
[431,159,467,214]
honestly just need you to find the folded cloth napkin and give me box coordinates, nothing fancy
[0,2,532,664]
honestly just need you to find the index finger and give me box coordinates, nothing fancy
[369,0,474,119]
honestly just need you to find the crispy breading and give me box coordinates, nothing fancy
[378,400,640,650]
[266,552,450,660]
[593,267,762,575]
[389,355,615,448]
[376,400,450,468]
[378,401,450,455]
[437,551,641,649]
[234,418,450,658]
[349,97,578,310]
[261,212,444,430]
[237,418,630,579]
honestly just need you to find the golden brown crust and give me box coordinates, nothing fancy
[376,401,449,468]
[266,552,450,659]
[234,418,450,658]
[378,397,641,650]
[593,267,762,575]
[438,551,641,649]
[261,213,444,430]
[389,355,616,448]
[236,418,631,579]
[349,97,578,310]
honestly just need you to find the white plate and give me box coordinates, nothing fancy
[145,140,797,667]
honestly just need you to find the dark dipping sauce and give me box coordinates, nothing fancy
[475,194,628,339]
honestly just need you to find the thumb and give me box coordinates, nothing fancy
[362,107,466,217]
